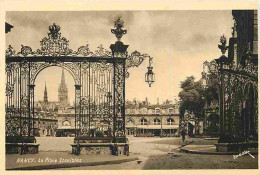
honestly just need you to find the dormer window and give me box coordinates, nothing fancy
[142,108,147,114]
[155,108,160,114]
[169,108,174,114]
[127,109,131,114]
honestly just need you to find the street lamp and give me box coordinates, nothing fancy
[145,56,155,87]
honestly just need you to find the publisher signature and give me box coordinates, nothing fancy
[233,150,255,159]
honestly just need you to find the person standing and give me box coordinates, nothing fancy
[181,129,186,142]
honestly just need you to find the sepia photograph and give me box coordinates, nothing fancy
[3,2,259,173]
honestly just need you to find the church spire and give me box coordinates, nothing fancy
[61,68,65,84]
[58,68,69,107]
[44,82,48,103]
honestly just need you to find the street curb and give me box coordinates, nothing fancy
[179,141,194,148]
[6,156,139,170]
[179,148,258,155]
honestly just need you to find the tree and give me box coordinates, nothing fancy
[179,76,206,135]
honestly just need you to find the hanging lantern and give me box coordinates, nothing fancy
[145,57,155,87]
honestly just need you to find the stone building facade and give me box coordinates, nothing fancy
[125,98,180,137]
[34,68,72,136]
[56,107,76,136]
[34,83,59,136]
[33,114,58,137]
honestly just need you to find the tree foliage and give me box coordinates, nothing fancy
[203,72,219,105]
[178,76,205,120]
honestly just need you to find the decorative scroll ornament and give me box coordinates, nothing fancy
[5,22,148,61]
[92,45,112,57]
[20,45,33,56]
[111,17,127,41]
[126,51,145,68]
[21,95,28,108]
[6,83,14,97]
[125,50,153,79]
[40,23,72,56]
[80,96,89,106]
[76,43,93,56]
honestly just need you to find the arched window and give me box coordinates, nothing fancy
[154,118,161,125]
[63,120,71,126]
[140,118,148,125]
[167,118,175,125]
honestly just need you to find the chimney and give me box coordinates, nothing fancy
[157,98,159,105]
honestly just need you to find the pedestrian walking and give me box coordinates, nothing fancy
[181,130,186,142]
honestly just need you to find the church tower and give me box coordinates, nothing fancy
[58,68,69,107]
[44,82,48,104]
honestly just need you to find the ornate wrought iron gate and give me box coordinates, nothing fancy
[204,36,258,143]
[6,19,153,153]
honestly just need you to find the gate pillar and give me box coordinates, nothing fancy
[74,84,82,138]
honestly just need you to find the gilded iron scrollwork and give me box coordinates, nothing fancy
[92,45,112,58]
[124,51,152,78]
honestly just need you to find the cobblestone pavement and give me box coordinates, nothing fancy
[59,152,258,170]
[143,153,258,169]
[14,136,257,170]
[36,137,74,152]
[58,136,258,170]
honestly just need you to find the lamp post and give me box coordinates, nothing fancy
[160,116,163,138]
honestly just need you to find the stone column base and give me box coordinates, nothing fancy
[215,142,258,152]
[71,143,129,156]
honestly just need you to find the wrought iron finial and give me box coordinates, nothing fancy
[6,45,16,57]
[48,23,61,39]
[111,17,127,41]
[218,34,228,55]
[20,45,33,56]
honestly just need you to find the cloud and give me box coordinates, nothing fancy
[6,11,233,104]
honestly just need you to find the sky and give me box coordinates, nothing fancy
[5,11,234,104]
